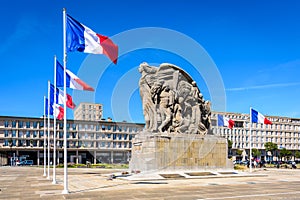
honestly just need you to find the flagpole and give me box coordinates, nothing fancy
[52,56,57,184]
[43,96,47,176]
[47,81,51,180]
[62,8,69,194]
[216,114,219,135]
[249,107,252,173]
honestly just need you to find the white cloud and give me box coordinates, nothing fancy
[0,16,39,54]
[227,82,300,92]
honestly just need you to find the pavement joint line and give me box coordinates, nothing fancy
[197,191,300,200]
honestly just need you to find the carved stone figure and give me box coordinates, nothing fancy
[138,62,211,135]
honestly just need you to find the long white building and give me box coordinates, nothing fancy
[1,110,300,166]
[211,111,300,161]
[0,116,144,166]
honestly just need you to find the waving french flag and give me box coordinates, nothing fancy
[53,104,64,120]
[45,98,53,116]
[218,114,234,129]
[56,60,94,91]
[50,84,76,109]
[251,108,272,124]
[66,14,118,64]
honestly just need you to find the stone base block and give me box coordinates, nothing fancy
[129,133,233,172]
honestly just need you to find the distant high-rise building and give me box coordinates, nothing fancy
[74,103,103,121]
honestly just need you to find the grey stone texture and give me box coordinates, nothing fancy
[130,63,232,172]
[138,62,210,135]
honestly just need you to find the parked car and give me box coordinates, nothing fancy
[17,160,33,166]
[233,160,248,165]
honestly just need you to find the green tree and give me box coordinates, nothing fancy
[227,140,233,158]
[279,148,292,161]
[252,148,261,159]
[236,149,243,156]
[265,142,278,163]
[295,151,300,160]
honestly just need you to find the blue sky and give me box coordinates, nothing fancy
[0,0,299,122]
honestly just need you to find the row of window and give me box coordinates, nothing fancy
[2,131,134,141]
[214,128,300,137]
[226,135,299,143]
[232,142,297,149]
[2,120,143,133]
[4,121,40,128]
[3,130,42,138]
[3,139,132,149]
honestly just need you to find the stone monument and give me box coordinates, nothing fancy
[129,62,233,172]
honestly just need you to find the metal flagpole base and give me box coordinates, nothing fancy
[43,173,47,176]
[52,180,57,184]
[62,190,69,194]
[46,176,50,180]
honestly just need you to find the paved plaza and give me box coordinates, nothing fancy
[0,166,300,199]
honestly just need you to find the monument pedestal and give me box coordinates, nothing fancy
[130,133,233,172]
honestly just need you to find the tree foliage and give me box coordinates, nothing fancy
[295,151,300,159]
[252,148,261,158]
[236,149,243,156]
[265,142,278,153]
[279,148,292,160]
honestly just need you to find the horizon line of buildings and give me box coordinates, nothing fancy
[0,102,300,166]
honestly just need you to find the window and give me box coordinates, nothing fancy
[107,142,111,148]
[101,142,105,147]
[18,121,23,128]
[18,131,23,138]
[33,122,38,128]
[33,131,37,138]
[12,130,16,137]
[4,130,9,137]
[12,121,16,128]
[72,132,77,139]
[26,121,30,128]
[4,121,9,127]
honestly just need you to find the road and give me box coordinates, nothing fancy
[0,166,300,199]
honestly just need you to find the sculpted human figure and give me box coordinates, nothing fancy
[138,63,210,135]
[158,85,174,133]
[138,63,157,130]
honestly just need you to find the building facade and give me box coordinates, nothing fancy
[0,116,144,166]
[74,103,103,121]
[211,111,300,161]
[1,111,300,166]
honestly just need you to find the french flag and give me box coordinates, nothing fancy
[45,98,53,116]
[53,104,64,120]
[50,84,76,109]
[56,60,94,91]
[66,14,118,64]
[251,108,272,124]
[218,114,234,129]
